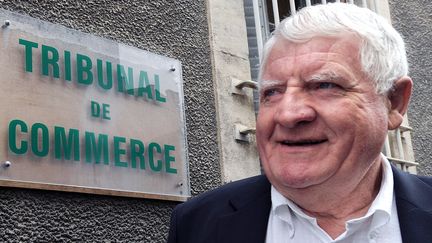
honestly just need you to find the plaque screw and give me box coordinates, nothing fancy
[4,20,10,27]
[3,161,11,167]
[169,66,176,72]
[177,182,183,187]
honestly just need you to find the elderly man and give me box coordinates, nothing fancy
[168,3,432,243]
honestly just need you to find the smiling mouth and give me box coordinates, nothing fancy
[280,139,327,146]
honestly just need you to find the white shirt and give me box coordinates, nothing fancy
[265,155,402,243]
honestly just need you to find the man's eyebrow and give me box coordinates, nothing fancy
[258,80,285,90]
[307,71,344,82]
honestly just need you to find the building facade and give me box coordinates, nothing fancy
[0,0,430,242]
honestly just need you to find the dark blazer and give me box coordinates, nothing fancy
[167,166,432,243]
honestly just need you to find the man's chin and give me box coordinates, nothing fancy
[274,175,319,190]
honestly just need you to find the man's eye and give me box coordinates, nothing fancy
[262,89,278,97]
[317,82,338,89]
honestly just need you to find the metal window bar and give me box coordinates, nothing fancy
[396,128,405,160]
[271,1,363,29]
[252,0,264,61]
[272,0,281,27]
[383,136,392,158]
[383,125,418,173]
[268,0,375,30]
[289,0,296,15]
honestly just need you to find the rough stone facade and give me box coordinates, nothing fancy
[389,0,432,176]
[0,0,221,241]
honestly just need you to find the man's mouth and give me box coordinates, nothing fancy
[280,139,327,146]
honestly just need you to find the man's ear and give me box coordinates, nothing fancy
[387,76,413,130]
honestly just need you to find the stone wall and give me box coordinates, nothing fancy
[0,0,221,241]
[389,0,432,176]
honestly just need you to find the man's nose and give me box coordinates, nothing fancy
[274,90,317,128]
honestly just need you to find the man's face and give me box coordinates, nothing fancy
[256,35,391,193]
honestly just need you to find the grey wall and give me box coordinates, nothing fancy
[389,0,432,176]
[0,0,221,242]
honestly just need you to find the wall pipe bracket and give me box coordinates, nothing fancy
[231,77,258,95]
[234,123,256,143]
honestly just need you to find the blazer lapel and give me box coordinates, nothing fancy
[212,167,432,242]
[216,176,272,243]
[392,166,432,242]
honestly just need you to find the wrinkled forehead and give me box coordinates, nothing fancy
[268,33,361,60]
[263,34,362,73]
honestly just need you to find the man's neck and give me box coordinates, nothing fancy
[280,158,383,239]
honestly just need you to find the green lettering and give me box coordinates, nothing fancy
[85,132,109,164]
[137,71,153,99]
[164,145,177,174]
[148,142,162,172]
[97,59,113,90]
[18,39,38,72]
[155,74,166,103]
[42,45,60,78]
[113,136,128,167]
[117,64,135,95]
[31,123,49,157]
[77,54,93,85]
[64,50,72,81]
[90,100,100,118]
[8,119,28,155]
[102,104,110,120]
[54,126,80,161]
[130,139,145,169]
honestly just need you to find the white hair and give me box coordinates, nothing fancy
[259,3,408,94]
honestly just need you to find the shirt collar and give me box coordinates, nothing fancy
[270,186,294,238]
[348,154,394,227]
[270,153,395,236]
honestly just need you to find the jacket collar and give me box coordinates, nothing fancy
[392,165,432,242]
[217,175,272,243]
[214,168,432,242]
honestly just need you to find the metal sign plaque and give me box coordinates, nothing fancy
[0,10,190,201]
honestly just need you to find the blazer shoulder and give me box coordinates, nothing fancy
[393,166,432,208]
[175,175,270,216]
[168,175,271,243]
[392,167,432,243]
[415,174,432,186]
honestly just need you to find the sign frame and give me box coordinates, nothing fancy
[0,10,190,202]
